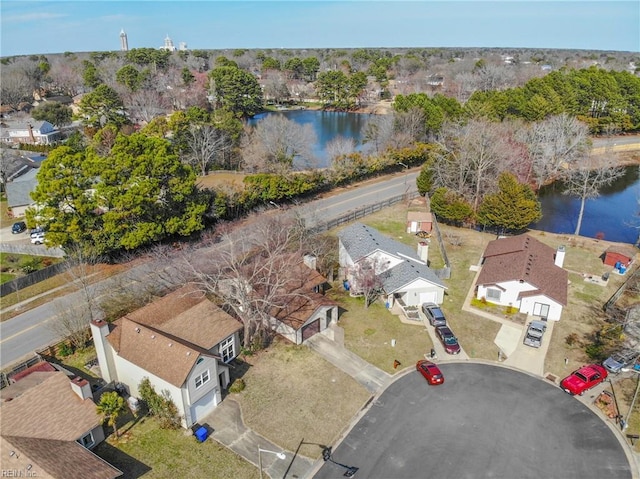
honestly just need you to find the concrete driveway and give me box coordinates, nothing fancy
[313,363,632,479]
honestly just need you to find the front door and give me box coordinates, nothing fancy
[533,302,550,319]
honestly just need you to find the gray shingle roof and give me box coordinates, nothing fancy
[5,170,38,208]
[338,222,445,290]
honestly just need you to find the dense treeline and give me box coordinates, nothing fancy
[2,46,637,255]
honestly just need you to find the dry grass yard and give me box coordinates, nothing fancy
[231,340,371,460]
[196,171,246,190]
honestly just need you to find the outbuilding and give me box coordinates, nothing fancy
[603,245,637,268]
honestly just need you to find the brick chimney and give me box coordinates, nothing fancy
[27,123,36,143]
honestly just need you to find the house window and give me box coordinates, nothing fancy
[486,288,501,301]
[220,336,235,363]
[195,370,210,389]
[79,432,94,448]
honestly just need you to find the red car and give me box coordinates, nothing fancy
[560,364,608,396]
[416,360,444,385]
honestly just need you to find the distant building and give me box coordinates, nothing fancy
[160,34,177,52]
[120,29,128,51]
[179,42,188,51]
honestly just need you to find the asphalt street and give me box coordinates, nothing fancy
[314,363,631,479]
[0,171,418,368]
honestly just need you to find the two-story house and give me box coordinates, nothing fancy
[91,283,243,428]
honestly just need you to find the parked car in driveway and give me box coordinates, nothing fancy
[560,364,607,396]
[416,360,444,385]
[30,233,45,245]
[422,302,446,327]
[603,349,640,374]
[523,320,547,348]
[435,325,461,355]
[11,221,26,234]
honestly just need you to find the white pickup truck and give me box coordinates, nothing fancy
[523,320,547,348]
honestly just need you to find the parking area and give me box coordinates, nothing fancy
[314,363,632,478]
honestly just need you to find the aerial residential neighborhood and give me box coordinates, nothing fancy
[1,1,639,478]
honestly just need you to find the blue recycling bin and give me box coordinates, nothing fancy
[195,426,208,442]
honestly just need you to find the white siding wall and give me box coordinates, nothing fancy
[519,295,563,321]
[477,281,563,321]
[110,353,186,424]
[271,305,338,344]
[398,278,445,306]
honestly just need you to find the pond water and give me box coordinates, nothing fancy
[249,110,640,245]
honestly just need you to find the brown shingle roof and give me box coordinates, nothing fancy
[125,284,241,349]
[271,292,337,330]
[107,317,213,388]
[1,436,122,479]
[407,211,433,222]
[476,234,568,306]
[0,372,100,441]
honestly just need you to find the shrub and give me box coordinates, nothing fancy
[229,378,246,393]
[565,332,580,346]
[58,342,73,357]
[138,377,182,429]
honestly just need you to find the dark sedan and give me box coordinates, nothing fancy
[435,325,461,355]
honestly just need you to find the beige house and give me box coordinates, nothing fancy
[91,284,243,428]
[0,367,122,478]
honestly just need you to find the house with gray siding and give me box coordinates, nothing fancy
[338,222,446,308]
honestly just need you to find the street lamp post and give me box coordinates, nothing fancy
[258,447,286,479]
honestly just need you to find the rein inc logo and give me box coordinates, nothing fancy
[2,469,37,477]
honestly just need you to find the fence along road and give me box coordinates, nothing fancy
[0,170,420,369]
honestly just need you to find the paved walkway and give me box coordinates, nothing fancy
[305,329,391,394]
[204,398,314,479]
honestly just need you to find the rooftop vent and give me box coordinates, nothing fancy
[135,327,140,333]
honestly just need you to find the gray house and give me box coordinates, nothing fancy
[338,222,446,308]
[5,167,38,218]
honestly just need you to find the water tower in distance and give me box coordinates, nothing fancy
[120,29,129,51]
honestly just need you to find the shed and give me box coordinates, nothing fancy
[603,245,638,268]
[406,211,433,234]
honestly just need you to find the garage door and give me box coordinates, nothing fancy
[419,291,437,304]
[191,390,217,423]
[302,319,320,342]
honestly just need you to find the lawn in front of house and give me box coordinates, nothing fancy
[231,339,370,460]
[327,285,434,373]
[94,416,259,479]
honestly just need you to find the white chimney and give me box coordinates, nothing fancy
[417,241,429,263]
[555,245,566,268]
[303,254,317,271]
[90,319,114,383]
[70,376,93,400]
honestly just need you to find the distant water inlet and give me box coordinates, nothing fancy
[247,110,373,168]
[533,165,640,245]
[249,110,640,245]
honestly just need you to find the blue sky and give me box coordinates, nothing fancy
[1,1,638,57]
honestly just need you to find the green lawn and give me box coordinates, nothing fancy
[0,252,63,285]
[94,416,259,479]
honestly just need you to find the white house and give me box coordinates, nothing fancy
[2,120,60,145]
[338,222,447,308]
[475,234,568,321]
[90,284,243,428]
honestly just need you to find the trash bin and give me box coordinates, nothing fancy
[195,426,208,442]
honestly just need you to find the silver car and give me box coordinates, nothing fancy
[422,302,446,327]
[523,320,547,348]
[603,349,640,373]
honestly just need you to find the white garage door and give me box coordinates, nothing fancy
[191,390,217,423]
[419,291,437,304]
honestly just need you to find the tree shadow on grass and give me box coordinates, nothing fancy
[93,440,151,479]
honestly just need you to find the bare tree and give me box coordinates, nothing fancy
[180,213,319,348]
[0,67,35,109]
[395,107,427,143]
[47,57,84,96]
[347,256,388,308]
[184,124,231,176]
[562,154,625,236]
[524,114,590,189]
[49,302,92,350]
[362,113,396,155]
[326,136,356,164]
[432,119,510,212]
[241,114,317,173]
[126,89,171,124]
